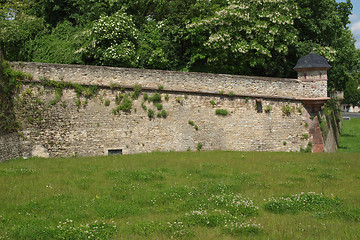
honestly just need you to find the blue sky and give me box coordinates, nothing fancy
[337,0,360,48]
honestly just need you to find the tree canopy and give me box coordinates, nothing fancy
[0,0,359,103]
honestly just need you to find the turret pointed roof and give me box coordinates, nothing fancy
[293,51,332,71]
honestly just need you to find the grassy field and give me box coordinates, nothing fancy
[0,151,359,239]
[339,117,360,152]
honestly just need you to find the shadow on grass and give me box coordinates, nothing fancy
[340,133,355,137]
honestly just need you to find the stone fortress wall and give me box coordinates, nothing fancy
[0,62,330,161]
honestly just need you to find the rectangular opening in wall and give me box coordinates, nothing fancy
[256,100,262,113]
[108,149,123,155]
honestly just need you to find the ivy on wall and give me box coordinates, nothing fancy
[0,57,31,133]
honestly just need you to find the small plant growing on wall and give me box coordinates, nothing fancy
[219,90,224,95]
[104,99,110,106]
[164,94,169,101]
[148,93,161,103]
[143,93,148,101]
[245,97,250,103]
[282,105,294,116]
[160,110,168,118]
[188,120,194,126]
[148,109,154,119]
[265,105,272,113]
[156,103,163,110]
[297,106,302,115]
[301,133,309,140]
[228,91,234,97]
[50,87,63,105]
[176,97,183,104]
[300,142,312,153]
[109,82,120,90]
[157,110,167,118]
[113,94,132,113]
[115,93,124,105]
[75,98,81,107]
[131,84,142,100]
[158,85,164,90]
[194,125,198,130]
[210,100,216,106]
[197,143,203,151]
[215,109,229,116]
[141,102,147,110]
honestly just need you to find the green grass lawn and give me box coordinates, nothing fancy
[339,117,360,152]
[0,151,359,239]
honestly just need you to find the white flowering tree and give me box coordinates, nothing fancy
[84,10,139,67]
[186,0,299,76]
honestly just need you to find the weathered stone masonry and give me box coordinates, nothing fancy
[0,57,332,161]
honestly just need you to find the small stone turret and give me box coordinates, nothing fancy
[293,50,332,81]
[294,50,333,153]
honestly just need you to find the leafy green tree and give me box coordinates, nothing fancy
[82,9,139,67]
[24,21,89,64]
[137,20,173,70]
[293,0,360,104]
[186,0,299,76]
[344,77,360,105]
[0,13,45,61]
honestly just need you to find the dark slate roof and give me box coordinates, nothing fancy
[294,51,332,70]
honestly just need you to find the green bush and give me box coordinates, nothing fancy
[148,109,154,118]
[113,94,132,113]
[215,109,229,116]
[131,84,142,99]
[300,146,312,153]
[157,110,167,118]
[156,103,163,110]
[141,102,147,111]
[148,93,161,103]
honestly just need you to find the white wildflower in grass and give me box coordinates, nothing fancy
[264,192,341,214]
[55,219,117,239]
[207,193,259,216]
[222,219,263,235]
